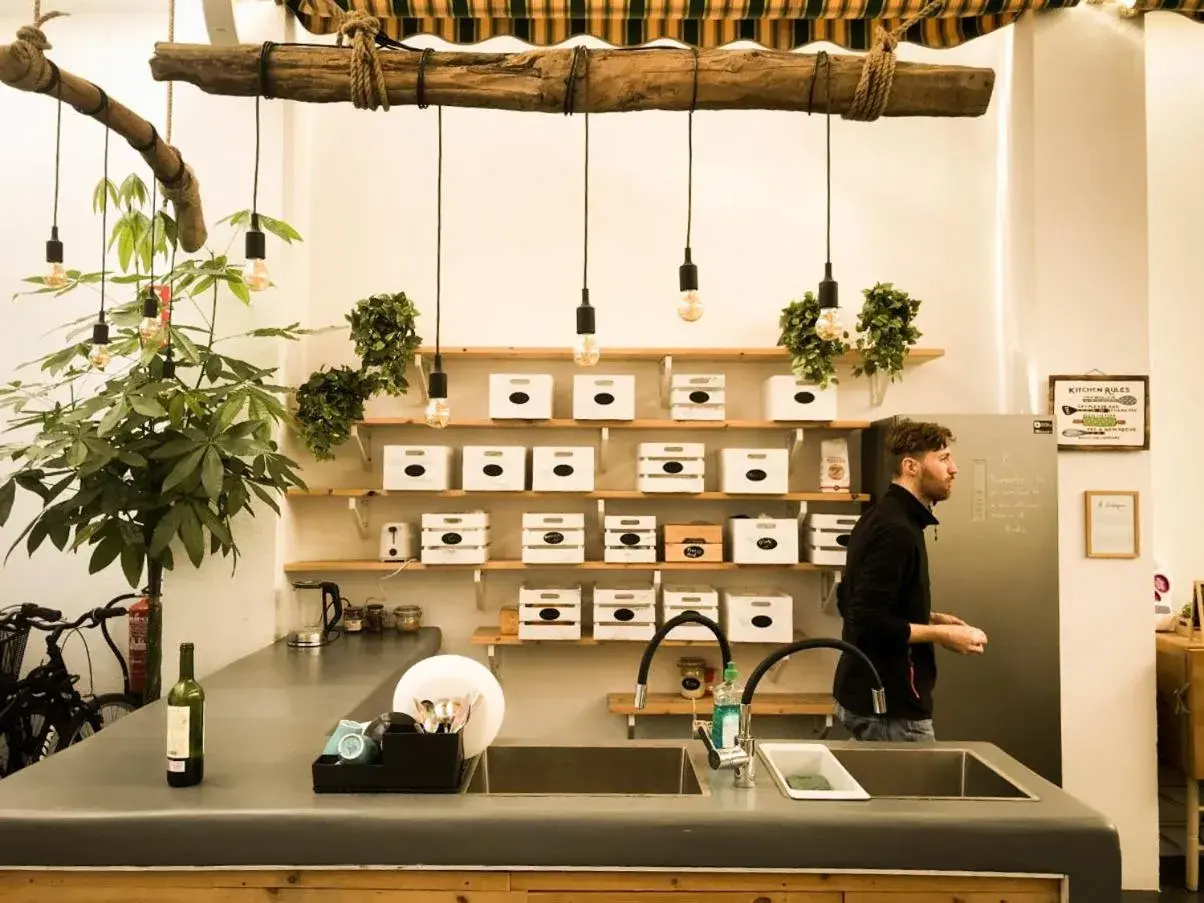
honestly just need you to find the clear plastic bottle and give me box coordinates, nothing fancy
[710,662,742,749]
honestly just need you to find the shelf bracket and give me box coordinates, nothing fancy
[817,713,834,740]
[484,643,500,679]
[348,497,370,538]
[658,355,673,407]
[596,499,607,535]
[474,568,486,611]
[787,428,805,465]
[351,425,372,469]
[414,352,430,402]
[820,570,842,613]
[626,714,637,741]
[652,569,663,594]
[796,500,809,524]
[597,427,611,474]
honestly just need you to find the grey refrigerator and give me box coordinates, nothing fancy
[860,413,1063,786]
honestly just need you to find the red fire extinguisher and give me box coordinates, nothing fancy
[128,595,149,695]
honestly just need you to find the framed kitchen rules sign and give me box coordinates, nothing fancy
[1084,490,1140,558]
[1048,374,1150,451]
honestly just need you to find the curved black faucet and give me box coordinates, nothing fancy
[634,611,732,709]
[742,637,886,711]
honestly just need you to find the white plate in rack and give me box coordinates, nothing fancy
[392,654,505,758]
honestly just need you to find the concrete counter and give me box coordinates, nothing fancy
[0,625,1119,902]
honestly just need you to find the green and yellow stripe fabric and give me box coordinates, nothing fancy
[279,0,1086,51]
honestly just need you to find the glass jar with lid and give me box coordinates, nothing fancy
[364,603,385,634]
[394,605,423,633]
[343,605,365,634]
[677,657,708,700]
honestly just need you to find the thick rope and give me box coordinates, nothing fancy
[844,0,943,122]
[14,10,67,87]
[331,8,390,111]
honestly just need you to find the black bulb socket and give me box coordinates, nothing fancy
[428,368,448,401]
[245,227,266,261]
[141,289,159,318]
[92,321,110,346]
[46,226,63,264]
[576,288,595,335]
[679,247,698,293]
[162,358,176,379]
[818,262,839,310]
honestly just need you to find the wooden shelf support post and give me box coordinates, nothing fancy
[484,640,500,679]
[820,569,842,613]
[474,568,486,611]
[658,355,673,407]
[597,427,611,474]
[1,16,209,251]
[413,352,429,403]
[787,428,806,464]
[351,425,372,468]
[596,498,606,535]
[348,497,370,538]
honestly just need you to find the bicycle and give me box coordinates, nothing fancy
[87,592,145,726]
[0,604,131,777]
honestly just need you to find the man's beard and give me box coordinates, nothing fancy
[921,473,953,503]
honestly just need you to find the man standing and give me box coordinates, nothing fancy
[832,418,987,741]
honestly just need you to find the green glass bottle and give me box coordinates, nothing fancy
[166,642,205,787]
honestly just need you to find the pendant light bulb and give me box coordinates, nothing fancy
[573,289,600,367]
[45,227,67,288]
[139,289,163,344]
[677,249,702,322]
[243,217,270,293]
[424,360,451,429]
[89,321,111,371]
[814,263,843,342]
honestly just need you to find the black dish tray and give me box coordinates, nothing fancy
[312,727,465,794]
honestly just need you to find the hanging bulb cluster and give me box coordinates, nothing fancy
[677,48,703,323]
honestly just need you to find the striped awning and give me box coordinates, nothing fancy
[1143,0,1204,20]
[280,0,1082,51]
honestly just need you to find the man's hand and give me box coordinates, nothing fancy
[938,624,988,655]
[930,612,966,626]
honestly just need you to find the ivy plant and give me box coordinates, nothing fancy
[778,291,849,389]
[0,174,308,700]
[852,282,923,384]
[347,292,422,396]
[293,366,379,461]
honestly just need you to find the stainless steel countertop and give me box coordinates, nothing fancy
[0,625,1119,902]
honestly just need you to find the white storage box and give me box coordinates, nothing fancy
[382,445,452,491]
[728,517,799,564]
[573,374,636,421]
[723,590,794,643]
[719,448,790,494]
[593,586,656,641]
[420,511,490,565]
[462,446,527,492]
[662,586,720,641]
[379,522,417,562]
[670,374,726,421]
[532,446,595,492]
[637,442,706,493]
[604,515,657,532]
[518,585,582,640]
[803,513,858,567]
[489,373,554,420]
[522,513,586,564]
[603,514,657,563]
[763,375,839,422]
[759,742,869,801]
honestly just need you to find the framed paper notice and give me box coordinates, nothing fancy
[1084,491,1140,559]
[1048,374,1150,451]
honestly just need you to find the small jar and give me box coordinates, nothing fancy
[678,657,708,700]
[364,603,385,634]
[394,605,422,633]
[343,605,364,634]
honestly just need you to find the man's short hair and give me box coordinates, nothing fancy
[887,418,954,475]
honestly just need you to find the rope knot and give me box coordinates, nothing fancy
[844,0,942,122]
[331,8,390,111]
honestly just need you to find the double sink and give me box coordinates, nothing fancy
[461,742,1037,801]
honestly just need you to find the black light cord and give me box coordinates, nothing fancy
[435,104,442,362]
[52,72,62,231]
[824,53,832,266]
[686,47,699,252]
[583,110,589,291]
[98,98,110,323]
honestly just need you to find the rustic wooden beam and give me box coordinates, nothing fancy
[149,43,995,118]
[1,27,208,252]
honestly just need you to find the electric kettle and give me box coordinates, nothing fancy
[288,580,344,647]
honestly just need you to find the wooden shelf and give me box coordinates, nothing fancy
[283,560,837,573]
[470,626,807,648]
[415,346,945,364]
[288,489,870,502]
[354,418,872,430]
[607,691,835,717]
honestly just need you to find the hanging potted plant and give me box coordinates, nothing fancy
[293,366,380,461]
[852,281,923,406]
[347,292,422,396]
[778,291,849,390]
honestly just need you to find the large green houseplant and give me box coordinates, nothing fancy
[851,281,923,405]
[778,291,849,389]
[0,174,308,702]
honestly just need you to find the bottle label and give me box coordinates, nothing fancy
[720,710,739,749]
[166,705,191,759]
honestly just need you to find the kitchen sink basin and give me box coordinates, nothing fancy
[828,747,1037,800]
[758,743,1037,801]
[462,744,707,796]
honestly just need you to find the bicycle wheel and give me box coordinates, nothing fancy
[89,692,139,729]
[0,695,66,773]
[53,703,105,749]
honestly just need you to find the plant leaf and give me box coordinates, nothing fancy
[201,446,223,499]
[162,446,205,493]
[120,542,145,588]
[178,504,204,567]
[89,530,123,574]
[0,479,15,526]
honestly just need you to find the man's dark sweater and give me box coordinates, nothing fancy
[833,483,939,721]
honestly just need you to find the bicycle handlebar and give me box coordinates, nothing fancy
[21,603,62,622]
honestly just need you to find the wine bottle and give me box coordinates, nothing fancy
[166,641,205,787]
